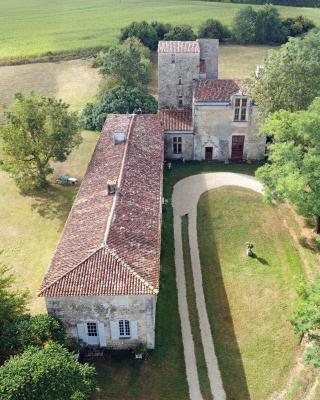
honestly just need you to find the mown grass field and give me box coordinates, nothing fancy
[0,0,319,62]
[197,187,313,399]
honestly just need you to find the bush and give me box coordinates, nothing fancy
[119,21,158,50]
[164,25,196,41]
[1,314,65,352]
[82,87,158,131]
[283,15,316,38]
[151,21,173,40]
[198,19,230,41]
[0,343,96,400]
[232,6,258,44]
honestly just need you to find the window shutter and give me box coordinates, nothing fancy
[98,322,107,347]
[131,321,138,340]
[110,320,118,340]
[77,323,87,343]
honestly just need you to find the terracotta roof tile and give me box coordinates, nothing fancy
[159,109,193,131]
[39,114,163,297]
[158,40,200,53]
[194,79,246,102]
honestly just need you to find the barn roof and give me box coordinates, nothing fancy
[39,114,163,297]
[194,79,246,103]
[158,40,200,53]
[159,109,193,131]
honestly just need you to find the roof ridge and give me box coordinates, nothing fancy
[39,245,158,296]
[102,114,136,246]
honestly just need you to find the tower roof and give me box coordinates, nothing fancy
[158,41,200,53]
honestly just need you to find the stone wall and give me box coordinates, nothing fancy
[193,104,266,161]
[158,52,199,109]
[197,39,219,79]
[164,132,194,160]
[45,294,157,349]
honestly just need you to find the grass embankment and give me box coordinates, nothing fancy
[181,215,213,400]
[0,0,319,62]
[197,187,308,399]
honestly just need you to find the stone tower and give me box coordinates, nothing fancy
[157,39,219,109]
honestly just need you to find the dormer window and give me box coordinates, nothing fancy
[114,132,126,145]
[234,97,248,122]
[171,54,175,64]
[107,181,117,195]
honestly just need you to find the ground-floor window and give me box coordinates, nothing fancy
[119,319,131,338]
[87,322,98,337]
[173,137,182,154]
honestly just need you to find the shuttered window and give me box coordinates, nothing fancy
[119,319,131,338]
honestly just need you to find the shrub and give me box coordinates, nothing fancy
[283,15,316,38]
[119,21,158,50]
[198,19,230,41]
[0,343,96,400]
[1,314,65,352]
[164,25,196,41]
[82,87,158,131]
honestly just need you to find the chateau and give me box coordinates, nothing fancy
[40,39,265,350]
[158,39,266,162]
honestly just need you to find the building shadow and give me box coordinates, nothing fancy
[197,195,251,400]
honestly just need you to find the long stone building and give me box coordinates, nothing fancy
[158,39,266,161]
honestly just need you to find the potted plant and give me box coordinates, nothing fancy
[245,242,254,257]
[134,342,148,360]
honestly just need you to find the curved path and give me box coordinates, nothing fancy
[172,172,263,400]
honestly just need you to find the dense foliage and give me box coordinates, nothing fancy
[0,343,96,400]
[198,19,231,41]
[0,92,81,192]
[256,97,320,233]
[119,20,158,50]
[202,0,320,7]
[0,265,29,345]
[83,87,158,131]
[283,15,315,37]
[1,314,65,352]
[164,24,197,41]
[250,30,320,118]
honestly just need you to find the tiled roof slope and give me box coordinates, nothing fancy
[158,40,200,53]
[194,79,246,102]
[159,109,193,131]
[39,114,164,297]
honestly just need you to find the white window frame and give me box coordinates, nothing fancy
[173,137,182,154]
[119,319,131,339]
[234,97,248,122]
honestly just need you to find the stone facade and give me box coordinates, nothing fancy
[164,132,194,160]
[197,39,219,79]
[46,294,157,349]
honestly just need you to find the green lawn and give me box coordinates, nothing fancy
[197,187,308,400]
[0,0,318,62]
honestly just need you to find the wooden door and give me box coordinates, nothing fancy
[231,135,245,161]
[205,147,213,161]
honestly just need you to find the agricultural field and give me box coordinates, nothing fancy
[0,0,319,62]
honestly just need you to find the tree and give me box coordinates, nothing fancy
[164,25,196,41]
[123,36,151,59]
[1,314,65,352]
[0,343,96,400]
[119,21,158,50]
[256,97,320,233]
[82,87,158,131]
[0,265,29,342]
[232,6,258,44]
[250,30,320,118]
[0,93,81,192]
[100,45,151,88]
[283,15,315,38]
[198,19,230,41]
[151,21,172,40]
[255,5,288,44]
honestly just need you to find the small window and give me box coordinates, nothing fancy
[171,54,175,64]
[178,95,183,108]
[87,322,98,337]
[114,132,126,145]
[119,320,131,338]
[173,137,182,154]
[178,77,182,85]
[107,182,117,195]
[234,97,248,122]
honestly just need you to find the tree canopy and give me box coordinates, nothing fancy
[198,19,230,41]
[0,343,96,400]
[82,86,158,131]
[164,25,196,41]
[119,20,158,50]
[250,30,320,118]
[100,44,151,88]
[256,97,320,232]
[0,93,81,192]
